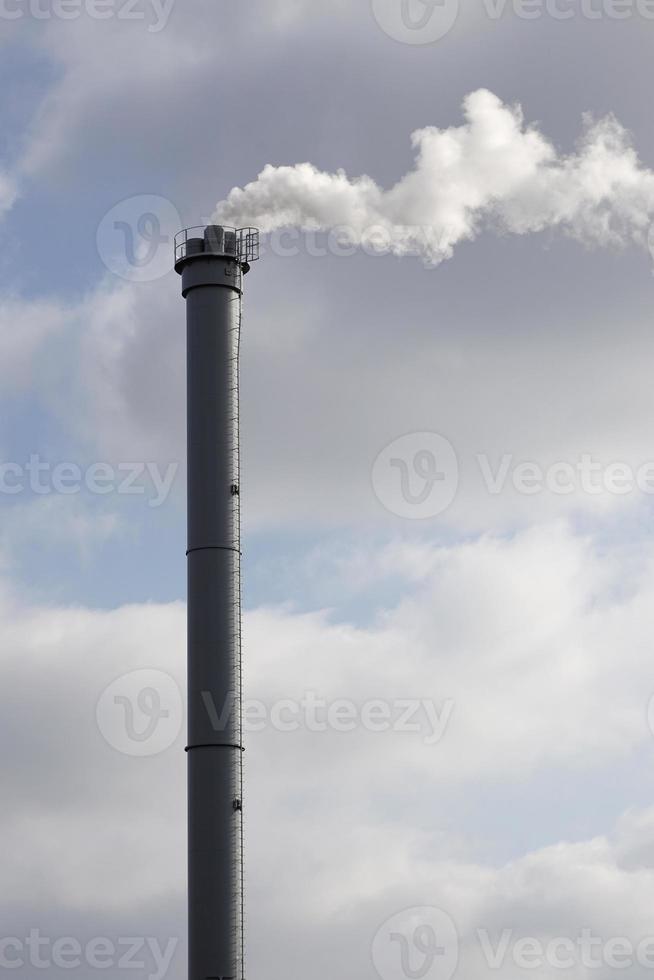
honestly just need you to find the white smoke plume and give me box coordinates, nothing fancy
[214,89,654,266]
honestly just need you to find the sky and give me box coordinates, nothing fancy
[2,2,654,979]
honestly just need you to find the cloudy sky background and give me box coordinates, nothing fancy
[3,2,654,978]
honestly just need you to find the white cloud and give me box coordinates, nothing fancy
[0,588,186,913]
[1,525,654,896]
[0,278,184,464]
[0,495,124,559]
[0,296,67,390]
[3,524,654,977]
[15,2,353,179]
[0,171,17,215]
[11,270,654,536]
[248,811,654,980]
[245,524,654,785]
[215,89,654,266]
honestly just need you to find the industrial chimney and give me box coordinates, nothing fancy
[175,224,259,980]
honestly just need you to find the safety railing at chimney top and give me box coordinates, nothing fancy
[174,226,260,267]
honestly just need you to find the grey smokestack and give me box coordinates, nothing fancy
[175,224,259,980]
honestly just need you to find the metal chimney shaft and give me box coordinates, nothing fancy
[176,224,259,980]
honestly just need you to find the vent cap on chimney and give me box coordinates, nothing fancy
[174,225,259,272]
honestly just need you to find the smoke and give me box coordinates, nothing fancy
[214,89,654,266]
